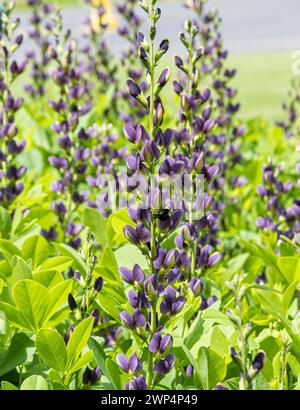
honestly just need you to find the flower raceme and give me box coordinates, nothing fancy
[0,2,27,208]
[115,0,221,390]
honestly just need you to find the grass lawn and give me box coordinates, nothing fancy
[16,1,297,121]
[229,51,295,121]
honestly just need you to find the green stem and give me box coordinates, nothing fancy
[148,0,155,140]
[146,302,157,388]
[190,243,197,279]
[237,297,250,390]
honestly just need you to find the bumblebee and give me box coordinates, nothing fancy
[153,208,170,221]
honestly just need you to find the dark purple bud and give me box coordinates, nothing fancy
[157,68,170,87]
[154,354,175,376]
[252,352,265,371]
[82,367,92,385]
[68,293,77,311]
[94,277,103,292]
[92,309,100,327]
[159,39,169,53]
[91,367,102,384]
[174,55,183,68]
[173,80,183,95]
[127,79,141,98]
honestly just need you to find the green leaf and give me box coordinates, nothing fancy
[105,358,122,390]
[20,375,48,390]
[182,344,200,383]
[0,207,12,239]
[197,347,226,389]
[54,243,87,276]
[0,333,35,376]
[39,256,72,273]
[45,280,72,322]
[88,336,109,380]
[115,244,148,270]
[0,301,31,330]
[9,257,32,286]
[210,326,231,357]
[33,270,63,288]
[97,290,121,321]
[66,317,93,369]
[276,314,300,361]
[67,350,94,376]
[98,246,119,283]
[0,239,22,262]
[184,315,204,349]
[278,256,300,283]
[12,279,49,332]
[1,381,18,390]
[36,328,67,372]
[83,208,107,246]
[22,235,49,269]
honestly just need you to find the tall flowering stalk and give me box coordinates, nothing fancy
[184,0,246,247]
[117,0,180,389]
[277,78,300,138]
[83,0,118,117]
[67,229,103,329]
[226,274,266,390]
[24,0,55,99]
[116,0,221,390]
[256,160,300,244]
[117,0,148,123]
[0,1,27,209]
[43,10,92,248]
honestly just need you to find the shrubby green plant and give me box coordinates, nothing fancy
[0,0,299,391]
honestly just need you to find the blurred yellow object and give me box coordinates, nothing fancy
[91,0,116,31]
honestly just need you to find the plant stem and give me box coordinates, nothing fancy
[148,0,155,140]
[237,296,250,390]
[146,302,157,388]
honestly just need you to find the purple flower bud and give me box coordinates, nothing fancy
[82,367,92,385]
[159,39,169,53]
[189,277,202,296]
[91,367,102,384]
[207,252,221,267]
[185,365,194,377]
[203,118,215,134]
[154,354,175,376]
[158,68,170,87]
[174,55,183,68]
[94,277,103,292]
[173,80,183,95]
[127,79,141,98]
[92,309,100,327]
[252,352,265,371]
[68,293,77,311]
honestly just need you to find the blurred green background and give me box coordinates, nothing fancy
[16,0,296,121]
